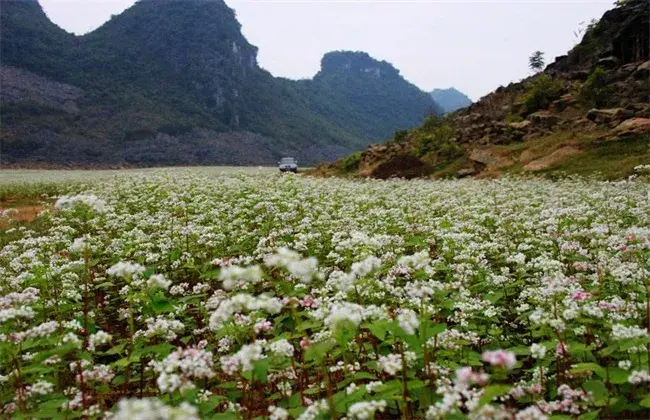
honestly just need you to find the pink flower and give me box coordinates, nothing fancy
[455,367,490,386]
[556,341,569,357]
[300,296,318,308]
[572,290,593,301]
[598,301,616,311]
[300,337,311,349]
[254,320,273,335]
[481,350,516,370]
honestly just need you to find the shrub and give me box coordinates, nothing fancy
[579,67,612,107]
[422,115,444,132]
[412,124,461,160]
[393,129,409,143]
[338,151,363,172]
[522,74,564,115]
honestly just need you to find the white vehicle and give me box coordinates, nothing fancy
[278,157,298,173]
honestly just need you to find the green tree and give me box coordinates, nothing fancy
[529,51,545,72]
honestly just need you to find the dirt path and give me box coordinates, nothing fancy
[0,203,45,228]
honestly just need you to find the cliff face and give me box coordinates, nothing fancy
[319,0,649,180]
[0,0,441,167]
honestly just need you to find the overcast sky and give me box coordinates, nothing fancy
[39,0,614,100]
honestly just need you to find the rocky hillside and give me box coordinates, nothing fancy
[431,88,473,113]
[0,0,441,167]
[319,0,649,180]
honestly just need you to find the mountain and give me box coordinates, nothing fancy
[318,0,649,180]
[0,0,441,167]
[430,88,472,113]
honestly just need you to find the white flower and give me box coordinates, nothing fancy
[269,405,289,420]
[147,274,171,290]
[619,360,632,370]
[219,265,263,290]
[397,309,419,335]
[107,262,145,279]
[611,324,648,341]
[324,302,363,330]
[55,194,106,213]
[628,370,650,384]
[366,381,383,393]
[150,346,215,394]
[378,353,402,376]
[346,382,359,395]
[220,343,265,375]
[88,330,112,352]
[267,339,294,358]
[347,400,387,419]
[112,398,199,420]
[530,343,546,359]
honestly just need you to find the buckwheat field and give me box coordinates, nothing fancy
[1,169,650,419]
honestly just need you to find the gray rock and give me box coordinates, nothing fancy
[527,112,560,128]
[634,60,650,80]
[595,56,621,69]
[586,108,634,124]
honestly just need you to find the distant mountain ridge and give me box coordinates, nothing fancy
[430,88,473,113]
[0,0,441,167]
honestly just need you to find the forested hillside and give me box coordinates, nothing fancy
[0,0,441,166]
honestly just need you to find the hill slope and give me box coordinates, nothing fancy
[320,0,649,180]
[0,0,440,167]
[431,88,473,113]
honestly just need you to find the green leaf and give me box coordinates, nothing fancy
[507,345,530,356]
[607,367,630,384]
[135,343,175,357]
[353,372,376,380]
[598,344,619,357]
[639,395,650,408]
[426,323,446,337]
[570,363,605,378]
[578,411,600,420]
[584,380,608,406]
[104,343,126,355]
[478,385,511,408]
[368,321,388,340]
[305,340,335,363]
[112,355,140,367]
[253,359,269,383]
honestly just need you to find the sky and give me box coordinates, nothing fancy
[39,0,614,101]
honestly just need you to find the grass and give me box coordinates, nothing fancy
[493,128,647,179]
[547,134,650,178]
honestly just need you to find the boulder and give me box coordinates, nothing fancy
[457,168,476,178]
[469,148,514,169]
[612,118,650,136]
[626,103,650,119]
[523,146,581,171]
[586,108,633,125]
[551,94,577,112]
[634,60,650,80]
[527,111,560,128]
[566,70,590,81]
[509,120,532,130]
[595,56,621,69]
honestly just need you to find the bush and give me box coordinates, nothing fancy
[393,129,409,143]
[523,74,564,114]
[338,151,363,172]
[579,67,612,107]
[422,115,444,132]
[412,124,461,160]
